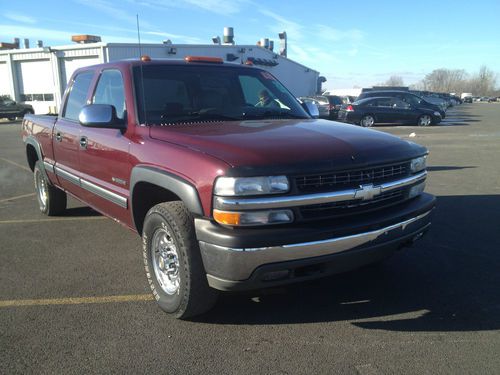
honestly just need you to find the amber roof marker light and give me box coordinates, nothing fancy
[141,55,152,62]
[185,56,224,64]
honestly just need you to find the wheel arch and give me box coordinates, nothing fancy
[25,136,43,172]
[130,166,204,235]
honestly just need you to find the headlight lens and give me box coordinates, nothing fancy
[410,156,427,173]
[213,209,294,226]
[214,176,289,196]
[434,111,441,116]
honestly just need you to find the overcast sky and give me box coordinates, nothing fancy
[2,0,499,89]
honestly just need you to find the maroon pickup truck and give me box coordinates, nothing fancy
[22,56,434,319]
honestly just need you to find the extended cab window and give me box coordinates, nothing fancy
[63,71,94,121]
[93,70,126,120]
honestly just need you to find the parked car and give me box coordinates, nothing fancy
[463,96,473,103]
[299,96,329,118]
[358,90,446,118]
[488,97,498,102]
[22,57,434,318]
[0,96,34,120]
[337,97,441,127]
[321,95,344,119]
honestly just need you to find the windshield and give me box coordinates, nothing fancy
[133,64,309,124]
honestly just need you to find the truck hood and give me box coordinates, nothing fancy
[149,119,426,175]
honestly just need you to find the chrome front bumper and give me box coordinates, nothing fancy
[199,208,433,291]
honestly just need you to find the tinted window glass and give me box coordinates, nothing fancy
[376,98,393,107]
[133,65,307,124]
[64,71,94,120]
[93,70,126,120]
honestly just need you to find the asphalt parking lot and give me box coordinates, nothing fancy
[1,103,499,374]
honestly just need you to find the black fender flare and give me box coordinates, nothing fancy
[24,136,46,176]
[130,166,204,228]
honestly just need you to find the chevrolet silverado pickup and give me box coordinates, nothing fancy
[22,56,435,319]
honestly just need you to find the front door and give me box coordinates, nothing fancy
[77,69,131,224]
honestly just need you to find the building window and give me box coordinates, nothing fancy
[19,93,55,102]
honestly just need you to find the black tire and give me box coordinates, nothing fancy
[7,117,16,121]
[360,114,375,127]
[34,161,67,216]
[142,201,218,319]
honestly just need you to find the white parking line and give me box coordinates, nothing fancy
[0,193,36,203]
[0,157,31,172]
[0,294,153,308]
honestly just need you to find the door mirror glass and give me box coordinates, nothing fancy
[302,101,319,118]
[79,104,126,129]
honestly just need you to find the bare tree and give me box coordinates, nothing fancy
[384,75,405,87]
[469,65,497,96]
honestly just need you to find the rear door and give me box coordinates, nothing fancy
[52,70,95,197]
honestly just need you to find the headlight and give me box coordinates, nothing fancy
[214,176,289,196]
[434,111,441,116]
[410,156,427,173]
[213,209,294,226]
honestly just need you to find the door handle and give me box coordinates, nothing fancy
[79,136,88,149]
[55,132,62,142]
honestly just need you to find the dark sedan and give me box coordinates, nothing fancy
[357,90,446,119]
[337,97,442,127]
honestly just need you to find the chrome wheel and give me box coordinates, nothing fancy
[360,115,375,127]
[418,115,432,126]
[34,168,48,212]
[152,227,180,295]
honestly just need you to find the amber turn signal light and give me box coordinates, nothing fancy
[213,210,241,226]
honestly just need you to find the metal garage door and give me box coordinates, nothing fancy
[0,62,10,96]
[16,59,53,96]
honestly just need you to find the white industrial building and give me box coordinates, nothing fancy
[0,33,324,114]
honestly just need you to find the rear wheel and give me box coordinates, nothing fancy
[417,114,432,126]
[143,201,218,319]
[360,114,375,127]
[34,161,67,215]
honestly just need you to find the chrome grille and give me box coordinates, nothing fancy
[299,189,406,220]
[295,162,410,193]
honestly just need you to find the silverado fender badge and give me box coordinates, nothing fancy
[354,184,382,201]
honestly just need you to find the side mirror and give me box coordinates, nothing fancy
[302,101,319,118]
[79,104,126,129]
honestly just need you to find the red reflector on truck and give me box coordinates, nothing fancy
[185,56,223,64]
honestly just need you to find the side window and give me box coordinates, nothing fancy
[377,98,392,107]
[63,71,94,121]
[239,75,270,105]
[393,98,409,108]
[93,70,126,120]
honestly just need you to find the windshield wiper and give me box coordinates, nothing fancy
[160,111,240,123]
[241,109,308,120]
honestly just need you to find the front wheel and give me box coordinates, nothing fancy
[142,201,218,319]
[34,161,67,215]
[417,114,432,126]
[360,114,375,127]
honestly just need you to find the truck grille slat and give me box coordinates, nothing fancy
[299,189,406,220]
[293,162,413,220]
[295,162,409,193]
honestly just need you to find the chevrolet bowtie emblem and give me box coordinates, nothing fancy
[354,184,382,201]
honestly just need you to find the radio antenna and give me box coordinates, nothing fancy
[136,14,148,125]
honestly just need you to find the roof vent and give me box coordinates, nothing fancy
[71,35,102,44]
